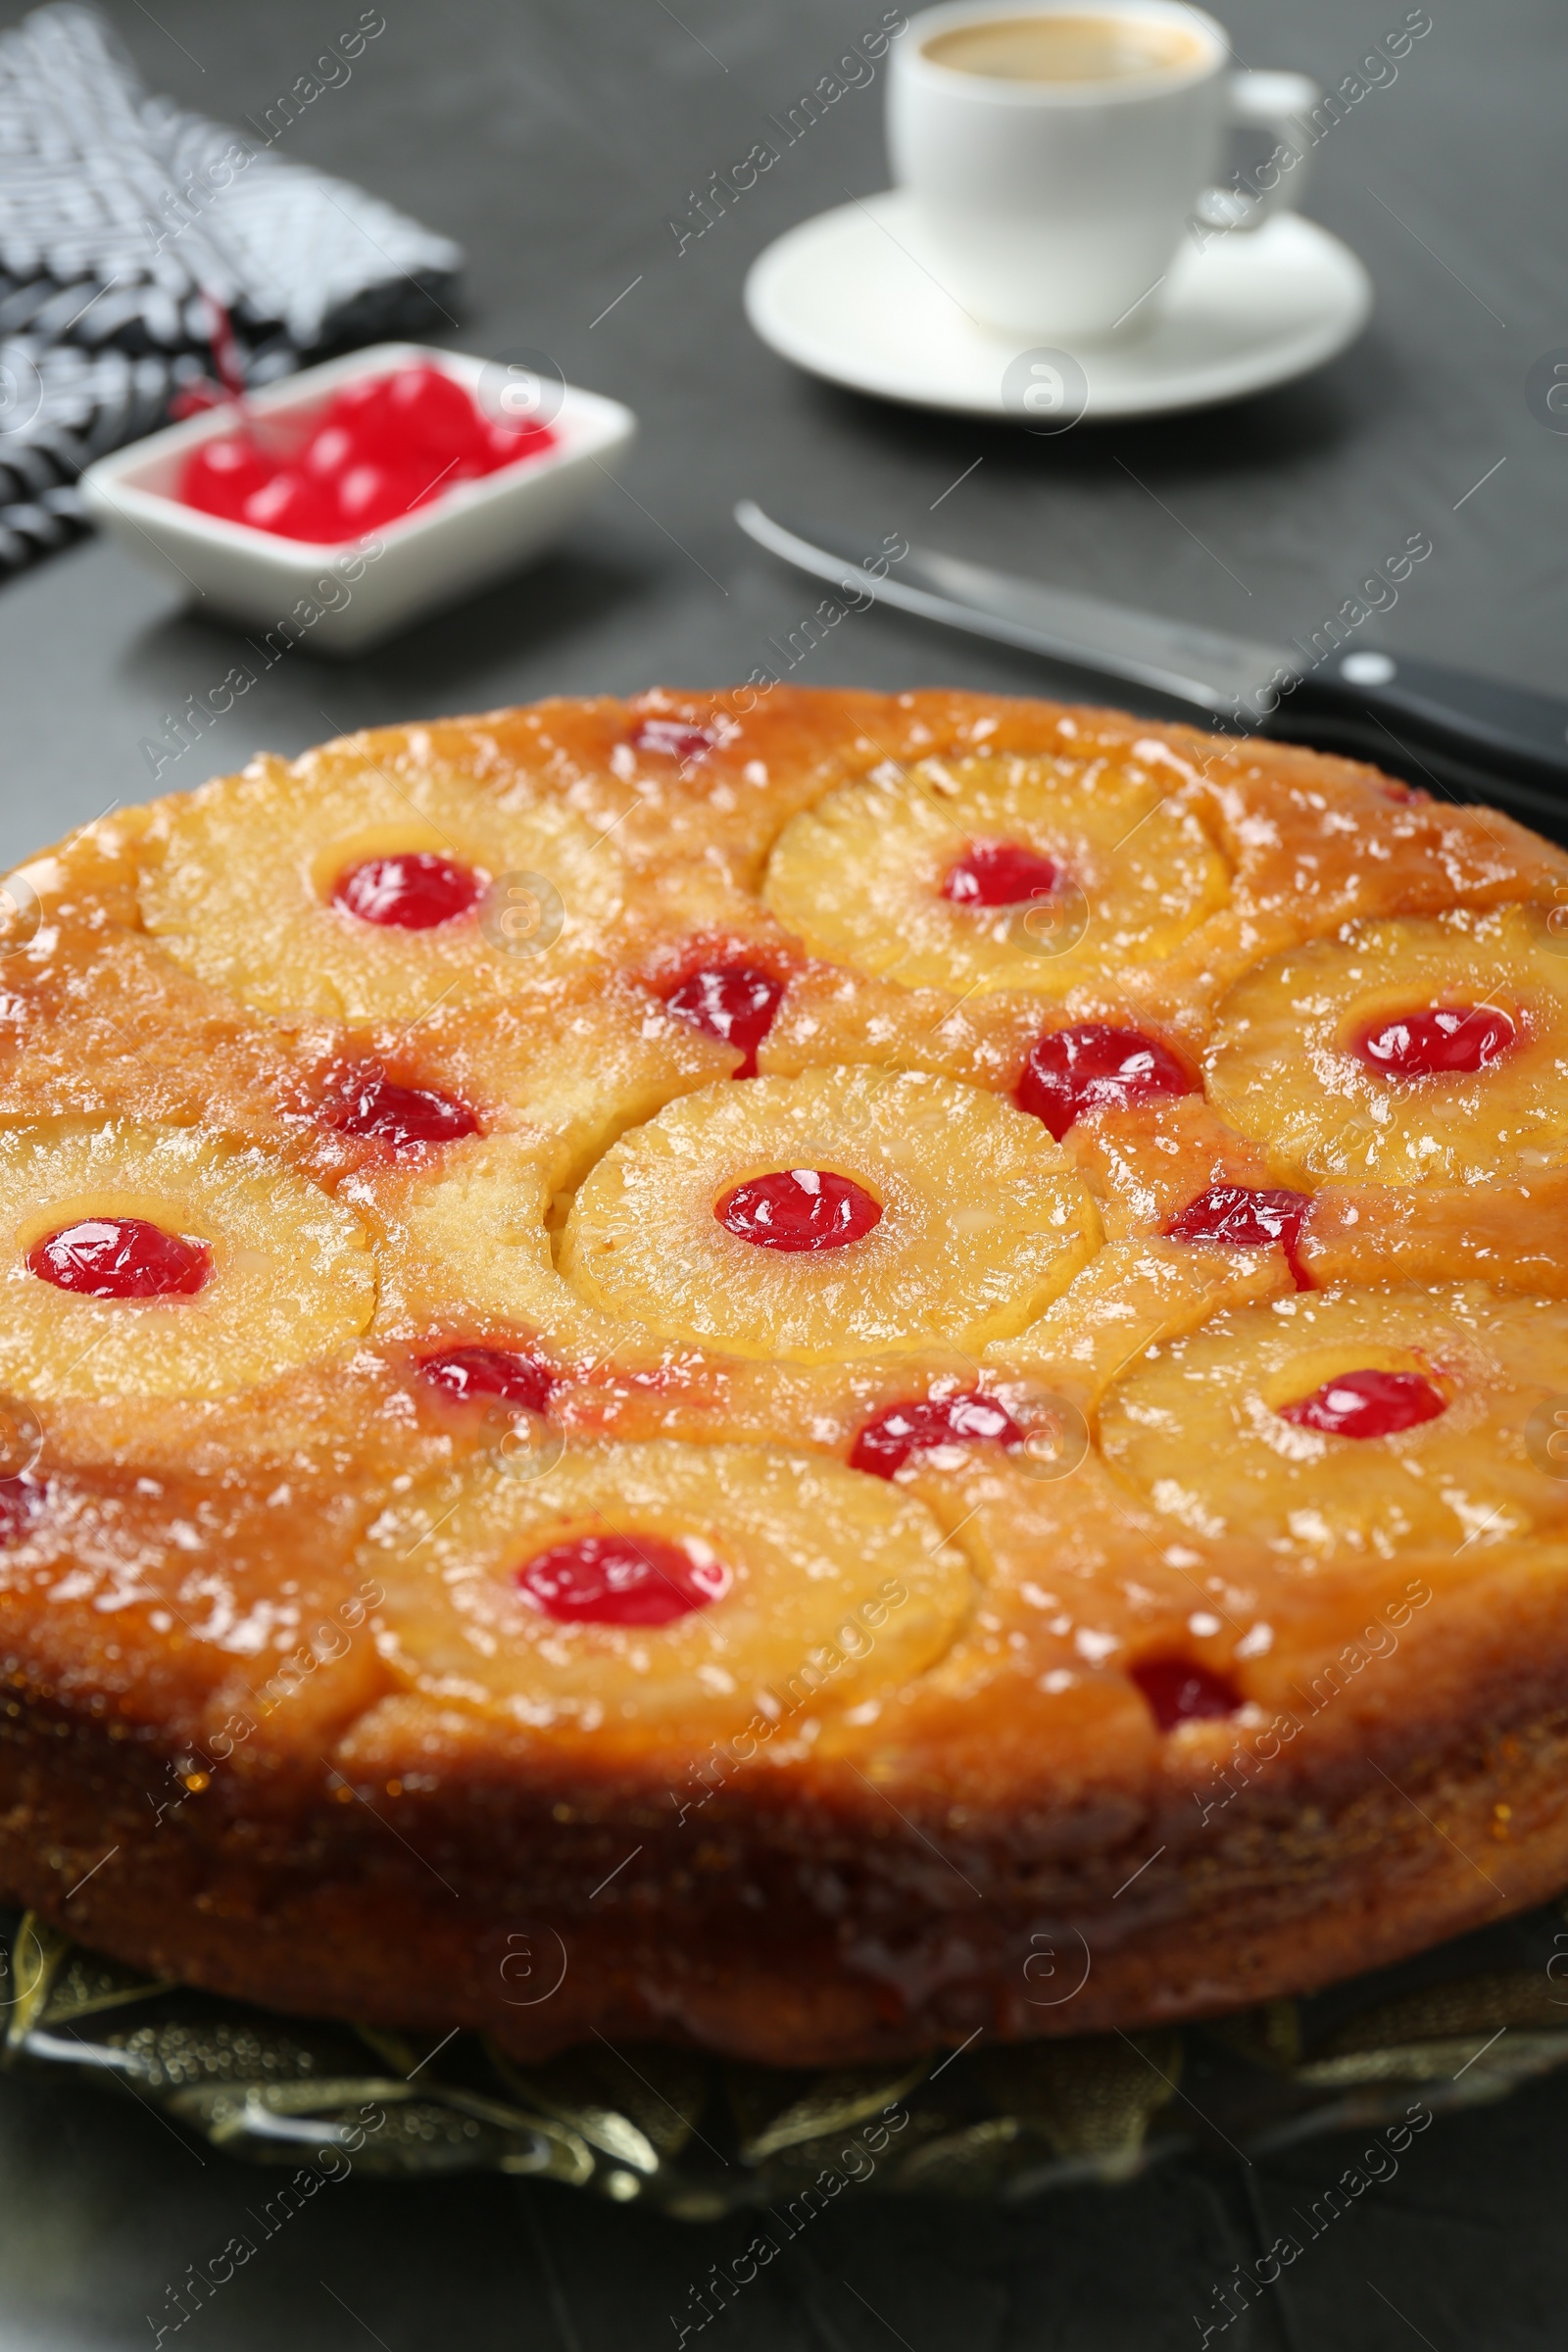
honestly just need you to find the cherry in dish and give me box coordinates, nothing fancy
[177,365,558,543]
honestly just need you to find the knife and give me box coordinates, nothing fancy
[734,501,1568,834]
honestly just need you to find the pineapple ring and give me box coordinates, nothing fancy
[139,752,626,1021]
[1099,1283,1568,1559]
[762,753,1229,996]
[1206,906,1568,1185]
[368,1440,973,1731]
[559,1065,1100,1363]
[0,1120,374,1403]
[368,1134,655,1371]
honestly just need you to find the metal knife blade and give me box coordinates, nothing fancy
[734,500,1568,832]
[734,498,1290,717]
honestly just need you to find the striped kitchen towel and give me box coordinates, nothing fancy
[0,1,462,572]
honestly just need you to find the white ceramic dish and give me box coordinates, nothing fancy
[79,341,637,654]
[744,193,1371,420]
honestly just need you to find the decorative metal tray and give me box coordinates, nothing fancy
[5,1901,1566,2217]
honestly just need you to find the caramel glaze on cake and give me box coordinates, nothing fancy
[1,686,1567,2066]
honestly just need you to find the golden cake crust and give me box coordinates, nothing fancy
[0,685,1566,2064]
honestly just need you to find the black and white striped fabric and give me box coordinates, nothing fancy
[0,2,463,574]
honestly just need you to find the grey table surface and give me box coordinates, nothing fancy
[0,0,1564,2343]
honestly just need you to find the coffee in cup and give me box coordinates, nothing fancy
[888,1,1319,339]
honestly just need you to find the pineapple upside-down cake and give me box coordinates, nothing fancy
[0,686,1566,2066]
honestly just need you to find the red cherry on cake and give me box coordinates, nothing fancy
[1017,1023,1195,1140]
[26,1217,211,1298]
[715,1169,881,1251]
[1130,1655,1241,1731]
[0,1479,37,1546]
[630,719,715,764]
[332,853,482,930]
[416,1345,553,1415]
[326,1073,477,1151]
[1354,1005,1516,1079]
[516,1531,730,1625]
[942,841,1059,907]
[664,965,784,1078]
[851,1391,1019,1478]
[1165,1184,1312,1289]
[1277,1367,1446,1439]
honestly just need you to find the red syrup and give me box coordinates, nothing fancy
[851,1392,1019,1478]
[325,1072,477,1151]
[1277,1367,1446,1439]
[26,1217,210,1298]
[715,1169,881,1251]
[1130,1655,1242,1731]
[664,965,784,1077]
[1017,1023,1195,1141]
[941,841,1059,907]
[516,1531,729,1625]
[1354,1004,1516,1079]
[1165,1184,1313,1290]
[331,852,482,930]
[630,719,715,764]
[416,1345,553,1415]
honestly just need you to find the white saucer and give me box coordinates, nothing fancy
[744,193,1372,421]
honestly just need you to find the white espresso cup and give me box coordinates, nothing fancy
[888,0,1319,338]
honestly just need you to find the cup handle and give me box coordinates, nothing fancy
[1194,70,1321,233]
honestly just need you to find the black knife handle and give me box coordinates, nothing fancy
[1266,650,1568,839]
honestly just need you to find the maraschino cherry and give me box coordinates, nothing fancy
[1130,1655,1241,1731]
[326,1072,477,1151]
[27,1217,210,1298]
[179,434,272,522]
[942,841,1059,906]
[851,1392,1018,1478]
[416,1345,553,1415]
[516,1532,729,1625]
[178,362,558,543]
[715,1170,881,1251]
[1277,1367,1446,1439]
[1354,1005,1516,1079]
[1165,1184,1313,1289]
[630,719,714,764]
[332,853,482,930]
[1017,1024,1195,1140]
[664,965,784,1077]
